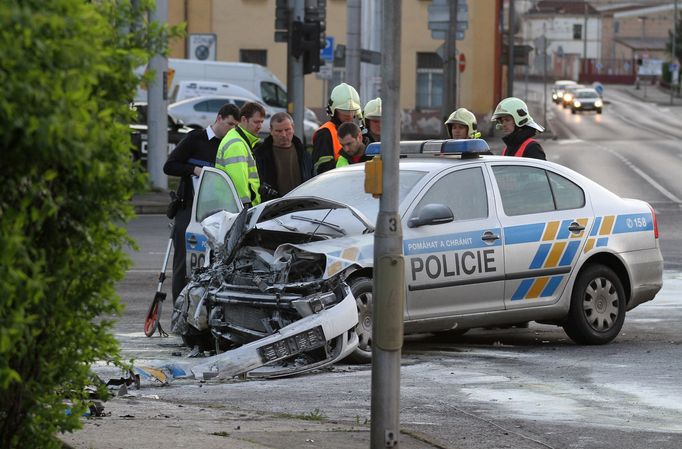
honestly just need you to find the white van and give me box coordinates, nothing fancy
[134,59,288,110]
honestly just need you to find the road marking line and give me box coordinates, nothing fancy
[593,143,682,204]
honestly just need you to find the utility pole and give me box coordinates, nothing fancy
[291,0,305,140]
[672,0,678,104]
[148,0,168,190]
[583,1,588,80]
[346,0,361,89]
[370,0,403,447]
[507,0,515,96]
[442,0,459,135]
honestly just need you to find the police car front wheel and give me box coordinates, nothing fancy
[563,264,626,345]
[345,277,374,364]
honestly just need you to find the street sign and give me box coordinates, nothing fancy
[593,82,604,96]
[316,62,333,80]
[458,53,466,73]
[321,36,334,62]
[188,33,216,61]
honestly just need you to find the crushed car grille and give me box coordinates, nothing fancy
[258,326,326,363]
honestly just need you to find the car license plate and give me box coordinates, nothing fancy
[258,326,326,363]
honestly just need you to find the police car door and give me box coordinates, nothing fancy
[488,162,591,309]
[185,167,243,273]
[404,166,505,320]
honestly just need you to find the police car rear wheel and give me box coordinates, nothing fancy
[563,265,625,345]
[346,277,373,364]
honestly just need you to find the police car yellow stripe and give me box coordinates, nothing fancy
[542,221,560,241]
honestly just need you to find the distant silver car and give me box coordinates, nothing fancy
[571,88,603,114]
[176,140,663,377]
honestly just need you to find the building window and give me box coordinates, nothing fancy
[416,52,443,110]
[240,49,267,66]
[573,24,582,40]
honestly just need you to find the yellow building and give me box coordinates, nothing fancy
[168,0,501,136]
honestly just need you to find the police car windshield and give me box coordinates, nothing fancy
[287,169,427,221]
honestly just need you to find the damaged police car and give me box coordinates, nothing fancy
[172,139,663,379]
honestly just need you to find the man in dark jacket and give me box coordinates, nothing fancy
[163,103,240,301]
[253,112,312,201]
[492,97,546,160]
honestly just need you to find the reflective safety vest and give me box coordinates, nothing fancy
[215,126,261,206]
[336,154,350,168]
[502,138,537,157]
[312,121,342,173]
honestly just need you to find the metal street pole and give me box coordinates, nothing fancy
[543,29,548,133]
[673,0,678,104]
[346,0,361,90]
[371,0,403,447]
[148,0,168,190]
[508,0,515,96]
[583,1,588,79]
[442,0,458,136]
[291,0,304,140]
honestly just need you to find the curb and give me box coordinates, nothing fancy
[134,204,168,215]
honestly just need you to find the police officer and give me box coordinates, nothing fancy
[491,97,546,160]
[444,108,481,139]
[163,103,240,301]
[312,83,361,175]
[215,102,265,207]
[362,97,381,145]
[335,122,366,168]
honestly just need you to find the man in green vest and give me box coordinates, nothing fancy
[336,122,367,168]
[216,102,265,206]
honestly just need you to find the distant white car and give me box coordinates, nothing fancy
[169,94,318,145]
[168,94,268,130]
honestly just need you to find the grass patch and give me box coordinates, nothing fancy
[211,431,230,437]
[278,408,327,421]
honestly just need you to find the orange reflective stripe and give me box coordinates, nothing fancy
[503,138,536,157]
[313,121,342,160]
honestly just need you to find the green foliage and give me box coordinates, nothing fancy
[0,1,179,447]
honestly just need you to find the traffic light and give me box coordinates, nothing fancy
[291,20,322,74]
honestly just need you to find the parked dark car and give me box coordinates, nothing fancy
[130,102,193,165]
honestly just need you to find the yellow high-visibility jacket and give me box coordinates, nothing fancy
[216,126,261,206]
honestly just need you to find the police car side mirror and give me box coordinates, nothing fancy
[408,203,454,228]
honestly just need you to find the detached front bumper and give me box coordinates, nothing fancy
[190,287,359,379]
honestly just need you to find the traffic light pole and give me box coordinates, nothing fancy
[148,0,168,190]
[370,1,403,447]
[290,0,305,140]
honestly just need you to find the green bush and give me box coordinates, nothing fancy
[0,1,177,447]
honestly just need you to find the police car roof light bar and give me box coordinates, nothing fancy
[364,139,491,157]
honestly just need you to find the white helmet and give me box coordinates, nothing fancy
[491,97,544,132]
[444,108,480,138]
[362,97,381,128]
[327,83,361,117]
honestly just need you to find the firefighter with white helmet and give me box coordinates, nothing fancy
[444,108,481,139]
[491,97,546,160]
[362,97,382,145]
[312,83,361,175]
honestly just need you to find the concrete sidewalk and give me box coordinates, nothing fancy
[609,81,682,107]
[132,190,171,215]
[61,396,447,449]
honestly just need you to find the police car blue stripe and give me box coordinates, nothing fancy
[541,276,564,297]
[556,219,573,239]
[559,240,580,266]
[590,217,602,236]
[612,213,654,233]
[504,223,545,245]
[512,279,534,301]
[403,229,501,256]
[596,237,609,247]
[529,243,551,269]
